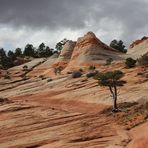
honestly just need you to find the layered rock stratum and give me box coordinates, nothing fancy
[0,32,148,148]
[65,32,124,70]
[128,36,148,58]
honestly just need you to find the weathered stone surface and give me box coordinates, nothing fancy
[127,36,148,58]
[65,32,123,70]
[53,40,76,69]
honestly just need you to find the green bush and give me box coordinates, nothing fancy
[137,52,148,66]
[23,65,28,71]
[47,78,52,82]
[125,58,136,68]
[71,71,82,78]
[88,65,96,71]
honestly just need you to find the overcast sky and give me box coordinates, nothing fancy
[0,0,148,51]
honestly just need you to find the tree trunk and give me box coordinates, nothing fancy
[113,86,118,111]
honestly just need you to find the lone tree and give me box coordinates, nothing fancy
[95,70,126,112]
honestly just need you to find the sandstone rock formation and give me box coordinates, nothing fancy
[128,36,148,58]
[53,40,76,69]
[65,32,123,70]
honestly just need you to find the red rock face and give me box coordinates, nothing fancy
[53,32,123,73]
[130,36,148,48]
[64,32,122,71]
[127,36,148,58]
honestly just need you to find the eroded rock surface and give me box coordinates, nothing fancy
[128,36,148,58]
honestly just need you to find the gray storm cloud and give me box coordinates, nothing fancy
[0,0,148,49]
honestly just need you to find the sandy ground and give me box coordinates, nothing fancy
[0,62,147,148]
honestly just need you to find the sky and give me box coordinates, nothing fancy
[0,0,148,51]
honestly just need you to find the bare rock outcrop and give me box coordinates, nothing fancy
[127,36,148,58]
[53,40,76,69]
[66,32,123,70]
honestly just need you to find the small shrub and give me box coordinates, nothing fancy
[144,102,148,110]
[125,57,136,68]
[106,58,113,65]
[39,75,46,80]
[137,52,148,66]
[67,71,72,74]
[88,65,96,71]
[137,72,143,76]
[71,71,82,78]
[0,97,9,103]
[23,65,28,71]
[79,68,83,72]
[4,74,11,79]
[47,78,52,82]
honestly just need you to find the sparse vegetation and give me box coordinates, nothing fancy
[125,57,136,68]
[106,58,113,65]
[71,70,82,78]
[39,75,46,80]
[47,78,52,82]
[144,102,148,110]
[55,38,68,52]
[4,74,11,79]
[110,40,127,53]
[137,52,148,66]
[23,65,28,71]
[95,70,126,112]
[88,65,96,71]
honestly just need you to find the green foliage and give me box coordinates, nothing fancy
[15,48,22,57]
[95,70,126,111]
[0,55,14,69]
[4,74,11,79]
[8,50,16,61]
[106,58,113,65]
[96,70,126,87]
[23,44,35,57]
[0,48,6,57]
[71,71,82,78]
[88,65,96,71]
[137,52,148,66]
[23,65,28,71]
[110,40,127,53]
[125,57,136,68]
[0,42,54,69]
[36,43,54,58]
[55,38,68,52]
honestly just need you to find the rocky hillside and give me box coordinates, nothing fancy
[0,32,148,148]
[53,32,125,72]
[127,36,148,58]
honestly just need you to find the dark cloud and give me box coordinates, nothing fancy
[0,0,148,49]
